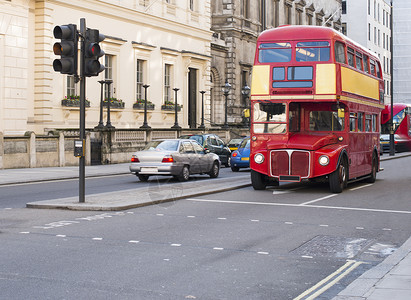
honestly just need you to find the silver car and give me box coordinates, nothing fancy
[129,139,220,181]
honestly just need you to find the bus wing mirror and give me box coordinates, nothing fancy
[338,108,345,118]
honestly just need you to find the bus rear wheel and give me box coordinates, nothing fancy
[329,158,348,193]
[251,170,267,190]
[366,154,378,183]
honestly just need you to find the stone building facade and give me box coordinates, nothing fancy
[0,0,212,135]
[210,0,342,125]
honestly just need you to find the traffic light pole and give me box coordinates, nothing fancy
[79,18,86,203]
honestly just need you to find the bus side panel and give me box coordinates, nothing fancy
[341,67,380,100]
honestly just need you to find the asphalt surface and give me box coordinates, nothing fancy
[1,152,410,299]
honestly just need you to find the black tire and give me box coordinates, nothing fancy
[177,165,190,182]
[208,161,220,178]
[224,157,231,167]
[231,166,240,172]
[366,154,378,183]
[329,158,348,193]
[251,170,267,190]
[137,174,149,182]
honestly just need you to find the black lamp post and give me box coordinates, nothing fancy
[105,80,114,129]
[222,80,231,129]
[242,84,251,128]
[95,80,106,129]
[389,0,395,156]
[199,90,206,129]
[171,88,181,129]
[140,84,151,129]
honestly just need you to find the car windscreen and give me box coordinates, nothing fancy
[143,140,179,151]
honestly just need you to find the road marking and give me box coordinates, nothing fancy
[156,214,164,216]
[257,251,269,255]
[250,219,260,222]
[56,235,66,238]
[319,224,329,227]
[382,228,392,231]
[285,222,293,225]
[129,240,140,243]
[19,232,30,234]
[187,216,196,218]
[300,194,337,206]
[185,198,411,214]
[217,217,227,220]
[171,244,181,247]
[92,237,103,241]
[294,260,364,300]
[356,227,364,230]
[213,247,224,251]
[349,183,373,191]
[301,255,313,259]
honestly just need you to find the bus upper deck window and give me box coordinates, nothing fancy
[370,60,376,76]
[296,41,330,62]
[363,55,369,73]
[334,41,346,64]
[347,47,355,67]
[258,43,292,63]
[375,63,381,78]
[355,52,363,70]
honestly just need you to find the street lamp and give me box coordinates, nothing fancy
[95,80,106,129]
[171,88,181,129]
[222,80,231,129]
[105,80,114,129]
[140,84,151,129]
[242,84,251,128]
[199,91,206,129]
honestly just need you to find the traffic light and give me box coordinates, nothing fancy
[84,29,105,77]
[52,24,78,75]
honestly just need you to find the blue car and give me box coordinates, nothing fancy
[230,137,250,172]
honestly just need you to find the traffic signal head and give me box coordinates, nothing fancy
[84,29,105,77]
[52,24,78,75]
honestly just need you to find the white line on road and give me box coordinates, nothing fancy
[92,237,103,241]
[129,240,140,243]
[349,183,373,191]
[185,198,411,214]
[213,247,224,251]
[300,194,338,206]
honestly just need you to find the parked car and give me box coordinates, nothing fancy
[380,134,410,152]
[230,137,250,172]
[180,134,231,167]
[129,139,220,181]
[227,137,245,151]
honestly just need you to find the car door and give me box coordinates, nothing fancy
[181,141,199,174]
[216,137,230,164]
[192,141,210,173]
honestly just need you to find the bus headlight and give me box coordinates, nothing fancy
[319,155,330,166]
[254,153,265,164]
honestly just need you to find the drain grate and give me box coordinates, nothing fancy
[292,235,370,259]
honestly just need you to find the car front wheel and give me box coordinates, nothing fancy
[208,161,220,178]
[177,165,190,182]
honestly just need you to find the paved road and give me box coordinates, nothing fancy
[0,156,410,299]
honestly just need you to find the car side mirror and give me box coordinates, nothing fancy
[204,149,210,154]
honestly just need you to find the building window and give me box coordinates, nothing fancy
[189,0,195,11]
[368,0,370,15]
[378,29,380,46]
[104,54,114,99]
[342,0,346,14]
[285,3,292,25]
[342,23,347,35]
[164,64,172,103]
[383,10,385,26]
[136,59,144,100]
[273,0,279,27]
[374,27,377,44]
[378,3,380,22]
[374,0,376,19]
[67,76,77,97]
[296,9,302,25]
[244,0,250,19]
[368,23,371,41]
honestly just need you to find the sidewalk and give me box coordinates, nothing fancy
[1,152,411,300]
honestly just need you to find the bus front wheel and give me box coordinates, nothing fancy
[329,158,348,193]
[251,170,267,190]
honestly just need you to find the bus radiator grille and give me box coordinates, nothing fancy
[270,150,310,179]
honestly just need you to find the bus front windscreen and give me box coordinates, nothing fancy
[253,102,287,134]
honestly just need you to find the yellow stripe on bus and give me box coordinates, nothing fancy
[316,64,336,95]
[251,65,270,95]
[341,66,380,100]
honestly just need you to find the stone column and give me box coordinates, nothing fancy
[29,132,36,168]
[59,131,65,167]
[0,132,4,169]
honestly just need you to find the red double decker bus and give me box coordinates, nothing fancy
[381,104,411,152]
[250,26,384,193]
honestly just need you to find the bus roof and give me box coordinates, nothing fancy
[258,25,379,61]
